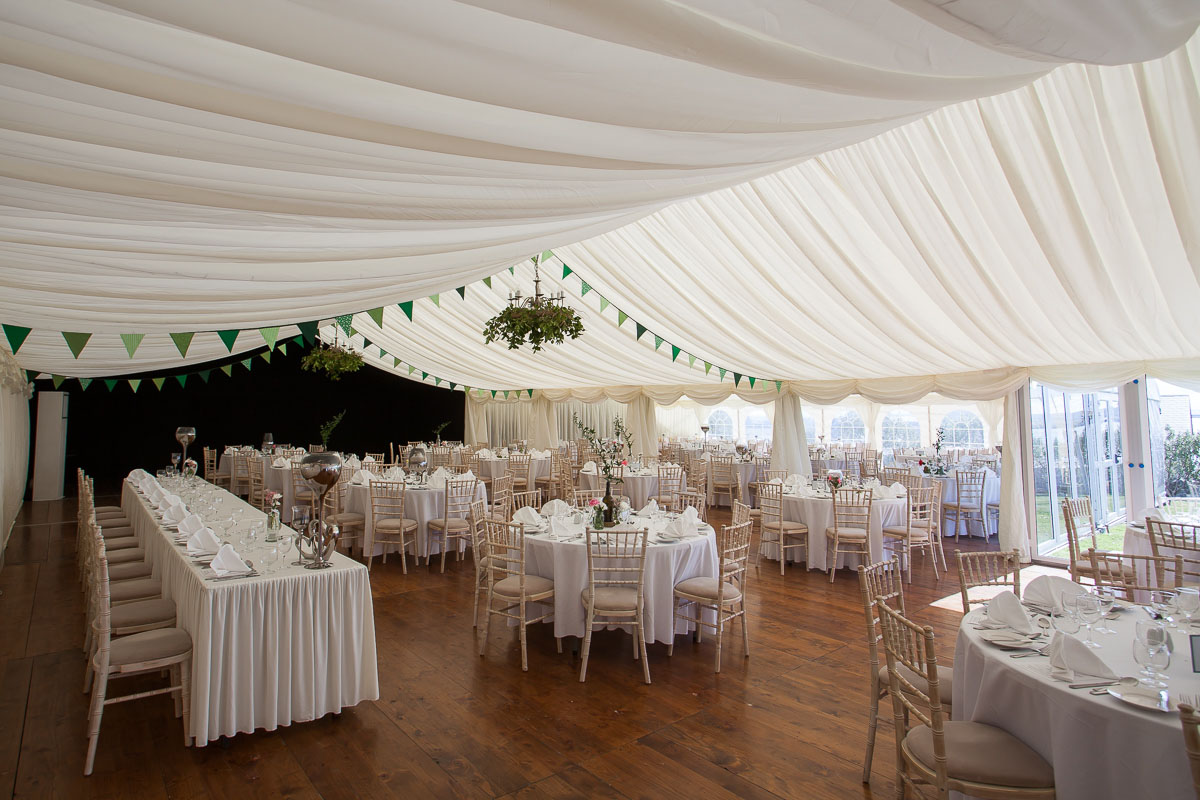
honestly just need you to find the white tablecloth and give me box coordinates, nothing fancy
[522,521,718,644]
[704,460,758,507]
[580,471,669,509]
[954,606,1195,800]
[120,479,379,745]
[469,456,551,485]
[758,493,906,571]
[346,481,489,558]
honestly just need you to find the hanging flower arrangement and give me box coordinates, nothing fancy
[483,254,583,352]
[301,342,363,380]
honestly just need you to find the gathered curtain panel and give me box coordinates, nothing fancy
[0,348,31,548]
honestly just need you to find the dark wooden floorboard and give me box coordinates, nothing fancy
[1,496,1009,798]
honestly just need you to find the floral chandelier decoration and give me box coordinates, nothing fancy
[483,253,584,352]
[300,327,363,380]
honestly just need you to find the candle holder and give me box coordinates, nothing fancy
[297,452,343,569]
[174,427,196,475]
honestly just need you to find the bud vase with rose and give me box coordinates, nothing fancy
[264,490,282,540]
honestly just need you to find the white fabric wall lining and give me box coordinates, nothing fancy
[0,348,31,550]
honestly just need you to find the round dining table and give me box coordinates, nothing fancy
[521,517,718,644]
[954,605,1197,799]
[758,491,907,571]
[580,469,677,509]
[345,480,489,559]
[472,455,551,485]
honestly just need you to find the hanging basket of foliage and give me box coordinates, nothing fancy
[301,343,364,380]
[483,299,584,352]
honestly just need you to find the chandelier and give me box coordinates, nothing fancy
[483,253,584,352]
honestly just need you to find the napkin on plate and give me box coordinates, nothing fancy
[1024,575,1087,615]
[637,499,658,516]
[700,452,711,461]
[177,513,206,536]
[384,466,405,480]
[792,484,817,498]
[162,503,188,524]
[427,467,451,490]
[1045,631,1117,682]
[977,590,1035,634]
[459,469,476,482]
[663,506,699,538]
[210,543,252,577]
[139,478,159,494]
[157,493,181,511]
[476,448,494,459]
[548,516,573,537]
[581,461,598,475]
[272,456,290,468]
[127,468,147,482]
[345,456,361,470]
[499,447,510,458]
[541,498,569,516]
[513,506,542,528]
[362,455,375,463]
[187,526,221,556]
[768,477,784,485]
[353,469,376,485]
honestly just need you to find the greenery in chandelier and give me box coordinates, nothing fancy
[573,412,633,485]
[319,409,346,448]
[483,255,583,352]
[300,336,363,381]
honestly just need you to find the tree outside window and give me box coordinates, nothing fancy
[940,409,984,448]
[830,410,865,443]
[881,410,921,451]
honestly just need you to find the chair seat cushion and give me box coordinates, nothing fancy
[375,517,417,532]
[905,721,1053,789]
[106,547,146,564]
[109,578,162,603]
[493,574,554,598]
[581,586,639,612]
[764,520,807,534]
[673,577,742,603]
[327,512,365,526]
[111,598,176,630]
[825,527,868,540]
[101,526,135,540]
[108,561,153,581]
[108,627,192,667]
[879,663,954,708]
[95,506,125,516]
[882,526,931,541]
[427,518,470,532]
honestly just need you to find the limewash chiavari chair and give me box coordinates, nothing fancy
[507,453,532,492]
[881,467,908,485]
[535,452,566,500]
[757,482,807,575]
[708,455,738,508]
[489,474,514,522]
[84,544,192,775]
[882,484,943,583]
[669,520,752,673]
[955,550,1021,613]
[826,487,873,583]
[429,477,478,573]
[1148,519,1200,584]
[672,490,708,523]
[247,456,266,510]
[325,474,366,555]
[430,446,453,469]
[944,469,987,541]
[364,451,385,463]
[651,464,686,507]
[1177,703,1200,798]
[203,447,230,489]
[229,452,251,497]
[579,529,651,684]
[467,500,492,628]
[308,444,325,453]
[1088,549,1184,601]
[478,519,560,671]
[367,481,417,572]
[511,489,542,512]
[290,463,317,514]
[573,489,604,507]
[1061,497,1101,583]
[876,599,1054,798]
[856,558,954,783]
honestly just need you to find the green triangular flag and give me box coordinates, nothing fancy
[527,388,534,398]
[508,266,514,275]
[335,315,353,336]
[362,338,372,350]
[456,286,466,300]
[408,365,416,375]
[51,375,65,389]
[25,370,36,383]
[421,371,428,380]
[733,373,742,387]
[671,345,681,362]
[198,370,211,383]
[503,390,510,399]
[653,335,663,350]
[704,361,712,375]
[580,281,591,296]
[617,311,628,327]
[482,276,492,289]
[240,358,252,370]
[635,323,646,340]
[291,335,303,346]
[152,377,165,391]
[2,324,31,354]
[378,347,386,358]
[393,357,401,367]
[260,327,279,350]
[169,332,194,357]
[120,333,144,358]
[428,294,440,307]
[127,379,141,392]
[297,321,319,344]
[541,250,554,262]
[175,374,187,388]
[719,368,727,381]
[220,365,232,377]
[278,342,288,356]
[599,297,609,313]
[103,379,117,392]
[775,380,783,393]
[490,390,497,398]
[748,377,756,389]
[688,354,696,368]
[62,331,91,358]
[367,307,384,328]
[78,377,92,390]
[434,377,441,386]
[216,330,239,352]
[260,351,271,363]
[449,382,457,391]
[562,264,573,279]
[398,301,414,321]
[349,327,358,338]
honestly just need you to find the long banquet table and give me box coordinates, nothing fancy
[121,477,379,745]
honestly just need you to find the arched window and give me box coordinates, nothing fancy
[744,409,772,440]
[706,408,734,438]
[881,410,921,451]
[940,409,985,448]
[830,410,865,443]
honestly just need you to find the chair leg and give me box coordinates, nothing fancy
[780,535,786,576]
[478,587,493,657]
[714,613,724,673]
[829,539,838,583]
[180,656,192,746]
[579,606,595,682]
[472,573,482,628]
[83,669,107,775]
[519,599,529,672]
[171,664,181,718]
[740,605,750,658]
[439,535,447,573]
[639,616,651,685]
[863,682,881,782]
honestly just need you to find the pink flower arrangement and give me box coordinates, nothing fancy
[588,498,600,507]
[264,490,282,510]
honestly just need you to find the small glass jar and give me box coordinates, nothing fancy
[265,508,281,540]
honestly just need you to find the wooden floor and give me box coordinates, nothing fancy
[0,497,1002,799]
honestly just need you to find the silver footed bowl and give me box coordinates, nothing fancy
[300,452,342,499]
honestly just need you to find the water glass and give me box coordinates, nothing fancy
[1176,587,1200,626]
[1150,590,1179,627]
[1051,606,1080,635]
[1076,594,1102,648]
[1093,586,1117,634]
[260,543,281,574]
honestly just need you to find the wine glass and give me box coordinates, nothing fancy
[171,452,182,473]
[277,530,294,570]
[1051,605,1080,635]
[1176,587,1200,626]
[260,542,281,574]
[1076,594,1102,648]
[1150,590,1178,628]
[1093,586,1117,634]
[1132,639,1165,688]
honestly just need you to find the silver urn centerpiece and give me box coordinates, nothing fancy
[296,452,342,569]
[407,443,428,475]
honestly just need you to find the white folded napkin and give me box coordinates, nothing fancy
[187,526,221,556]
[549,516,573,537]
[177,513,206,536]
[459,469,476,482]
[768,477,783,485]
[162,503,188,524]
[476,448,494,459]
[637,499,658,516]
[1139,506,1163,524]
[500,447,510,458]
[210,543,252,577]
[541,498,569,516]
[384,466,405,480]
[977,590,1035,634]
[127,468,147,481]
[513,506,542,528]
[345,456,361,470]
[272,456,289,468]
[139,478,159,494]
[793,484,817,498]
[664,506,699,537]
[156,493,181,511]
[581,460,598,475]
[362,455,375,463]
[1024,575,1087,615]
[1046,631,1117,682]
[224,447,236,455]
[700,452,711,461]
[353,469,375,485]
